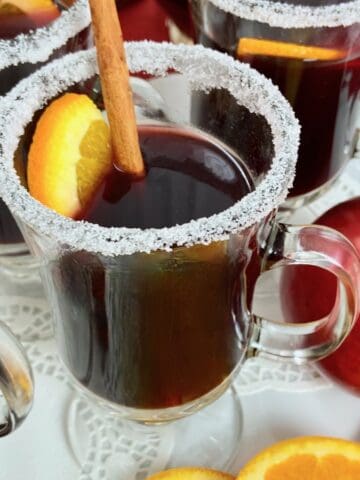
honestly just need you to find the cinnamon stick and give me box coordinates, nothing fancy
[89,0,144,176]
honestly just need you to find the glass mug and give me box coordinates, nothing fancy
[0,0,91,275]
[0,43,359,442]
[0,324,33,436]
[190,0,360,211]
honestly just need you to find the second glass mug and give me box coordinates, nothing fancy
[0,43,359,439]
[189,0,360,210]
[0,0,92,275]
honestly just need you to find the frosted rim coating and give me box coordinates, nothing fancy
[0,0,90,70]
[209,0,360,28]
[0,42,300,256]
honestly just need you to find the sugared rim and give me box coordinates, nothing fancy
[0,42,300,256]
[0,0,90,70]
[208,0,360,28]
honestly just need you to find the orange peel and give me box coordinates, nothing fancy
[28,93,112,218]
[236,436,360,479]
[147,467,235,480]
[237,37,345,61]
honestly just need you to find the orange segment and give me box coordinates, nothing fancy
[28,93,112,218]
[0,0,59,15]
[237,38,345,61]
[147,467,235,480]
[236,436,360,480]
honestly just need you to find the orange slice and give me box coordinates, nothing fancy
[236,436,360,479]
[0,0,59,15]
[237,38,345,61]
[147,467,235,480]
[28,93,112,218]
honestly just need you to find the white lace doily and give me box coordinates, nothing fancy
[12,338,329,480]
[236,357,330,394]
[68,399,175,480]
[20,342,174,480]
[0,296,52,341]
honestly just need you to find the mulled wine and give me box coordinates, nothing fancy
[0,0,91,96]
[0,0,91,251]
[51,125,256,409]
[81,125,251,228]
[190,0,360,199]
[236,52,360,197]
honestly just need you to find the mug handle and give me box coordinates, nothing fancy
[248,221,360,360]
[0,323,33,436]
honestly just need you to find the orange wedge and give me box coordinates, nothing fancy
[147,467,235,480]
[0,0,59,15]
[237,38,345,61]
[236,436,360,479]
[28,93,112,218]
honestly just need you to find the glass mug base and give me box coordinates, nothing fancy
[66,386,243,478]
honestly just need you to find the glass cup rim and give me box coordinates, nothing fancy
[206,0,360,29]
[0,0,90,71]
[0,42,300,256]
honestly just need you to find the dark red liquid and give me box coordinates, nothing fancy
[115,0,139,7]
[0,0,91,247]
[51,126,257,410]
[191,3,360,197]
[81,126,251,228]
[237,53,360,197]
